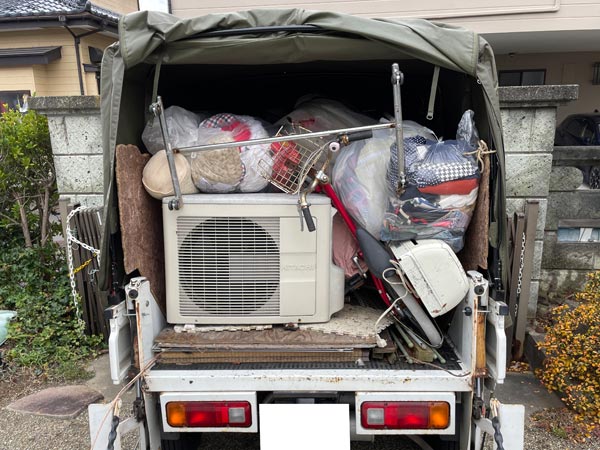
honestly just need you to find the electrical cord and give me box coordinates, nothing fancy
[395,351,471,378]
[373,265,410,347]
[490,398,505,450]
[90,356,158,450]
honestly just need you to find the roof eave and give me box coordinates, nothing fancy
[0,13,118,36]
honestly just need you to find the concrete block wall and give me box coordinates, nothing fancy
[499,85,578,317]
[541,147,600,297]
[28,96,104,207]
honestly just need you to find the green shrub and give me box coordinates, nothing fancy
[538,271,600,437]
[0,108,56,248]
[0,106,101,379]
[0,242,102,379]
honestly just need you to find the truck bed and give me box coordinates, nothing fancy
[152,325,462,371]
[129,279,474,394]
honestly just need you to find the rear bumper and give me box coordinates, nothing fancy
[144,367,472,393]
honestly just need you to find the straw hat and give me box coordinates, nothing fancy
[142,150,198,199]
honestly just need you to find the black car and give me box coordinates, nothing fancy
[555,113,600,146]
[554,113,600,188]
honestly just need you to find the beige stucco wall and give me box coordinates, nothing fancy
[171,0,600,34]
[0,0,135,99]
[0,29,117,97]
[0,29,73,96]
[496,52,600,122]
[0,66,36,94]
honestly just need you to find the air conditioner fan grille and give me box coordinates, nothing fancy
[177,216,280,317]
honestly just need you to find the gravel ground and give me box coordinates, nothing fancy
[0,369,598,450]
[0,377,91,450]
[521,424,599,450]
[0,371,137,450]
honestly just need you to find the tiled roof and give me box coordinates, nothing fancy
[0,0,120,23]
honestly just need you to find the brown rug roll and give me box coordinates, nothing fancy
[115,144,166,313]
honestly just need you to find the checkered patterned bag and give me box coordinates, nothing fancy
[409,140,479,187]
[388,135,428,190]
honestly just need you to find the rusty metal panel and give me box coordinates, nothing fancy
[513,201,539,360]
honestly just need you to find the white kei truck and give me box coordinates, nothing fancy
[89,8,525,450]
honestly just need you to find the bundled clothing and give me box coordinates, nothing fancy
[381,111,481,252]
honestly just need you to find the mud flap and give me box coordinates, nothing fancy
[473,402,524,450]
[106,300,132,385]
[486,297,509,384]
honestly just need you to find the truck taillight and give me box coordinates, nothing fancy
[166,401,252,428]
[361,401,450,430]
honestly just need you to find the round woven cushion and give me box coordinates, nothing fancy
[142,150,198,199]
[190,133,244,193]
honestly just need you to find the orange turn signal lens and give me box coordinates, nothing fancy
[166,402,187,427]
[429,402,450,429]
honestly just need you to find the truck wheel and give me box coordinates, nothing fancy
[161,433,201,450]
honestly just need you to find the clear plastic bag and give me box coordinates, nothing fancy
[190,113,270,193]
[332,121,436,239]
[408,139,479,188]
[456,109,479,149]
[380,186,479,252]
[277,97,376,132]
[381,110,481,252]
[142,106,206,154]
[332,128,393,239]
[388,121,438,190]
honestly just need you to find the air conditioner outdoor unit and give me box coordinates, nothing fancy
[163,193,345,324]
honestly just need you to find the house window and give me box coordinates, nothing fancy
[498,70,545,86]
[0,90,30,113]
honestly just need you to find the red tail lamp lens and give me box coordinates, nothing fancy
[361,401,450,430]
[166,401,251,428]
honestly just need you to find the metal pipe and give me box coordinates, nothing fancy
[73,35,84,95]
[432,347,447,364]
[151,97,183,210]
[390,331,413,364]
[391,63,405,192]
[174,122,396,155]
[64,25,102,96]
[394,322,414,348]
[401,324,429,350]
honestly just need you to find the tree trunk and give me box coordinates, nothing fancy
[14,193,32,248]
[40,175,54,247]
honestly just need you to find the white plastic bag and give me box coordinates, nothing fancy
[277,97,376,132]
[332,121,436,239]
[142,106,206,154]
[332,128,393,238]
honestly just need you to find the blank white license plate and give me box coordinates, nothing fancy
[259,404,350,450]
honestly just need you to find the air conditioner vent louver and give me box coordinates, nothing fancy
[177,216,280,317]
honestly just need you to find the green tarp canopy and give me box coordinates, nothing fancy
[99,8,506,291]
